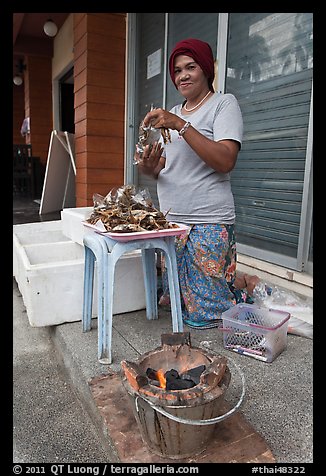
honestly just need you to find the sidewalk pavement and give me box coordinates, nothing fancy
[13,278,112,463]
[13,275,313,464]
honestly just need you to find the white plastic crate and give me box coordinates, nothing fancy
[13,220,66,278]
[13,221,146,327]
[221,303,290,362]
[61,207,94,245]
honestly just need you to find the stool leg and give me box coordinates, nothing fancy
[83,245,95,332]
[164,238,184,332]
[98,253,115,364]
[142,248,158,320]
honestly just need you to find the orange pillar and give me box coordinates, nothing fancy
[24,55,53,167]
[73,13,126,207]
[13,84,25,144]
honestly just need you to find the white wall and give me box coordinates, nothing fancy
[52,14,74,80]
[51,14,74,132]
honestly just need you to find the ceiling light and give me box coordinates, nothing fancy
[13,75,23,86]
[43,19,58,37]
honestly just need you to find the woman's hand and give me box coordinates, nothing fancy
[143,108,239,174]
[143,108,185,132]
[134,142,165,179]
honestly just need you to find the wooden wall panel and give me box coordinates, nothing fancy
[74,103,87,123]
[87,51,124,73]
[13,85,25,144]
[75,118,124,138]
[75,136,87,154]
[87,13,126,39]
[77,168,123,185]
[25,55,53,165]
[75,151,122,170]
[87,152,122,169]
[74,12,127,207]
[85,136,124,154]
[85,85,125,105]
[86,68,125,89]
[86,32,126,56]
[73,33,87,61]
[73,14,87,44]
[74,52,87,77]
[76,182,123,202]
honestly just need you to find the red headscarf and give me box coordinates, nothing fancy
[169,38,215,92]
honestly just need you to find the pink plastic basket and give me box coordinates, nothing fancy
[221,303,290,362]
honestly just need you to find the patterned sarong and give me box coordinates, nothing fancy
[160,224,252,329]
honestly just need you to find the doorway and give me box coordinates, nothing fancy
[59,68,74,134]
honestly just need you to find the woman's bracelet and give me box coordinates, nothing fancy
[178,121,191,137]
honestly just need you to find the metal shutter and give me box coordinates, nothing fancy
[226,13,313,263]
[135,13,166,207]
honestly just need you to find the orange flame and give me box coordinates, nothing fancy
[156,369,166,389]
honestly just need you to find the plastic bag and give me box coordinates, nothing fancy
[135,123,161,156]
[133,105,171,164]
[92,185,153,211]
[252,281,313,339]
[133,104,162,164]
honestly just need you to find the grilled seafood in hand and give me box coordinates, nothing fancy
[136,106,171,157]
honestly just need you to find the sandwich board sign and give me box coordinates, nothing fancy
[39,130,76,215]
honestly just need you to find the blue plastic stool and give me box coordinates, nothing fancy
[83,231,183,364]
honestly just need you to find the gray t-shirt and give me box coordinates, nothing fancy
[157,92,243,225]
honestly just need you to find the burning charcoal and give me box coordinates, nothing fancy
[146,368,161,387]
[165,369,179,380]
[146,368,158,380]
[180,365,206,386]
[165,369,196,390]
[166,378,195,390]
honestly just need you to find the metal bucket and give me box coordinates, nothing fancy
[121,333,245,459]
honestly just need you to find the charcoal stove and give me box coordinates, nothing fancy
[121,332,245,459]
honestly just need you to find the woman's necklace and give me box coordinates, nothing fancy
[184,91,212,112]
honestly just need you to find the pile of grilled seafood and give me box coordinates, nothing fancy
[86,185,178,233]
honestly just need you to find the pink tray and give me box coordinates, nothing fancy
[82,221,190,242]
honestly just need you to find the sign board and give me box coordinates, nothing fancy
[39,130,76,215]
[147,49,161,79]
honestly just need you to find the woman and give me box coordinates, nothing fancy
[134,38,252,329]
